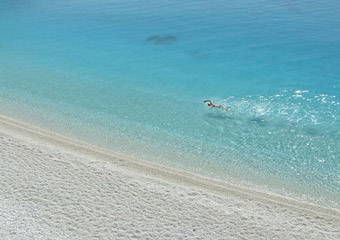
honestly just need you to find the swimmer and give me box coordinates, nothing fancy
[204,100,231,111]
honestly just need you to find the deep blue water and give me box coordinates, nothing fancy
[1,0,340,208]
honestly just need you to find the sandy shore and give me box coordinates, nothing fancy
[0,116,339,239]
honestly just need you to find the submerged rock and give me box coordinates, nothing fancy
[145,35,177,45]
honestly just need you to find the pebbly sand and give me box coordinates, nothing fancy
[0,116,340,240]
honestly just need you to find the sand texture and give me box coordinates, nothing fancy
[1,116,340,240]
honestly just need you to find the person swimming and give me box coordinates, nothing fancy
[204,100,231,111]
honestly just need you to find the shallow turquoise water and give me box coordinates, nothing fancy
[1,0,340,208]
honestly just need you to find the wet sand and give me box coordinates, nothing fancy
[1,116,339,239]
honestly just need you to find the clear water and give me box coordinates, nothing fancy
[1,0,340,208]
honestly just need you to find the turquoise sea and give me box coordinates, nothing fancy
[1,0,340,208]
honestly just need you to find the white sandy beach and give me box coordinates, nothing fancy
[0,116,340,240]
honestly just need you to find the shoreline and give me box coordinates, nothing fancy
[2,95,339,210]
[1,115,340,238]
[1,115,339,216]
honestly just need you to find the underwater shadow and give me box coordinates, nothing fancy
[145,35,177,45]
[204,111,270,127]
[248,117,268,126]
[204,112,234,121]
[189,51,211,59]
